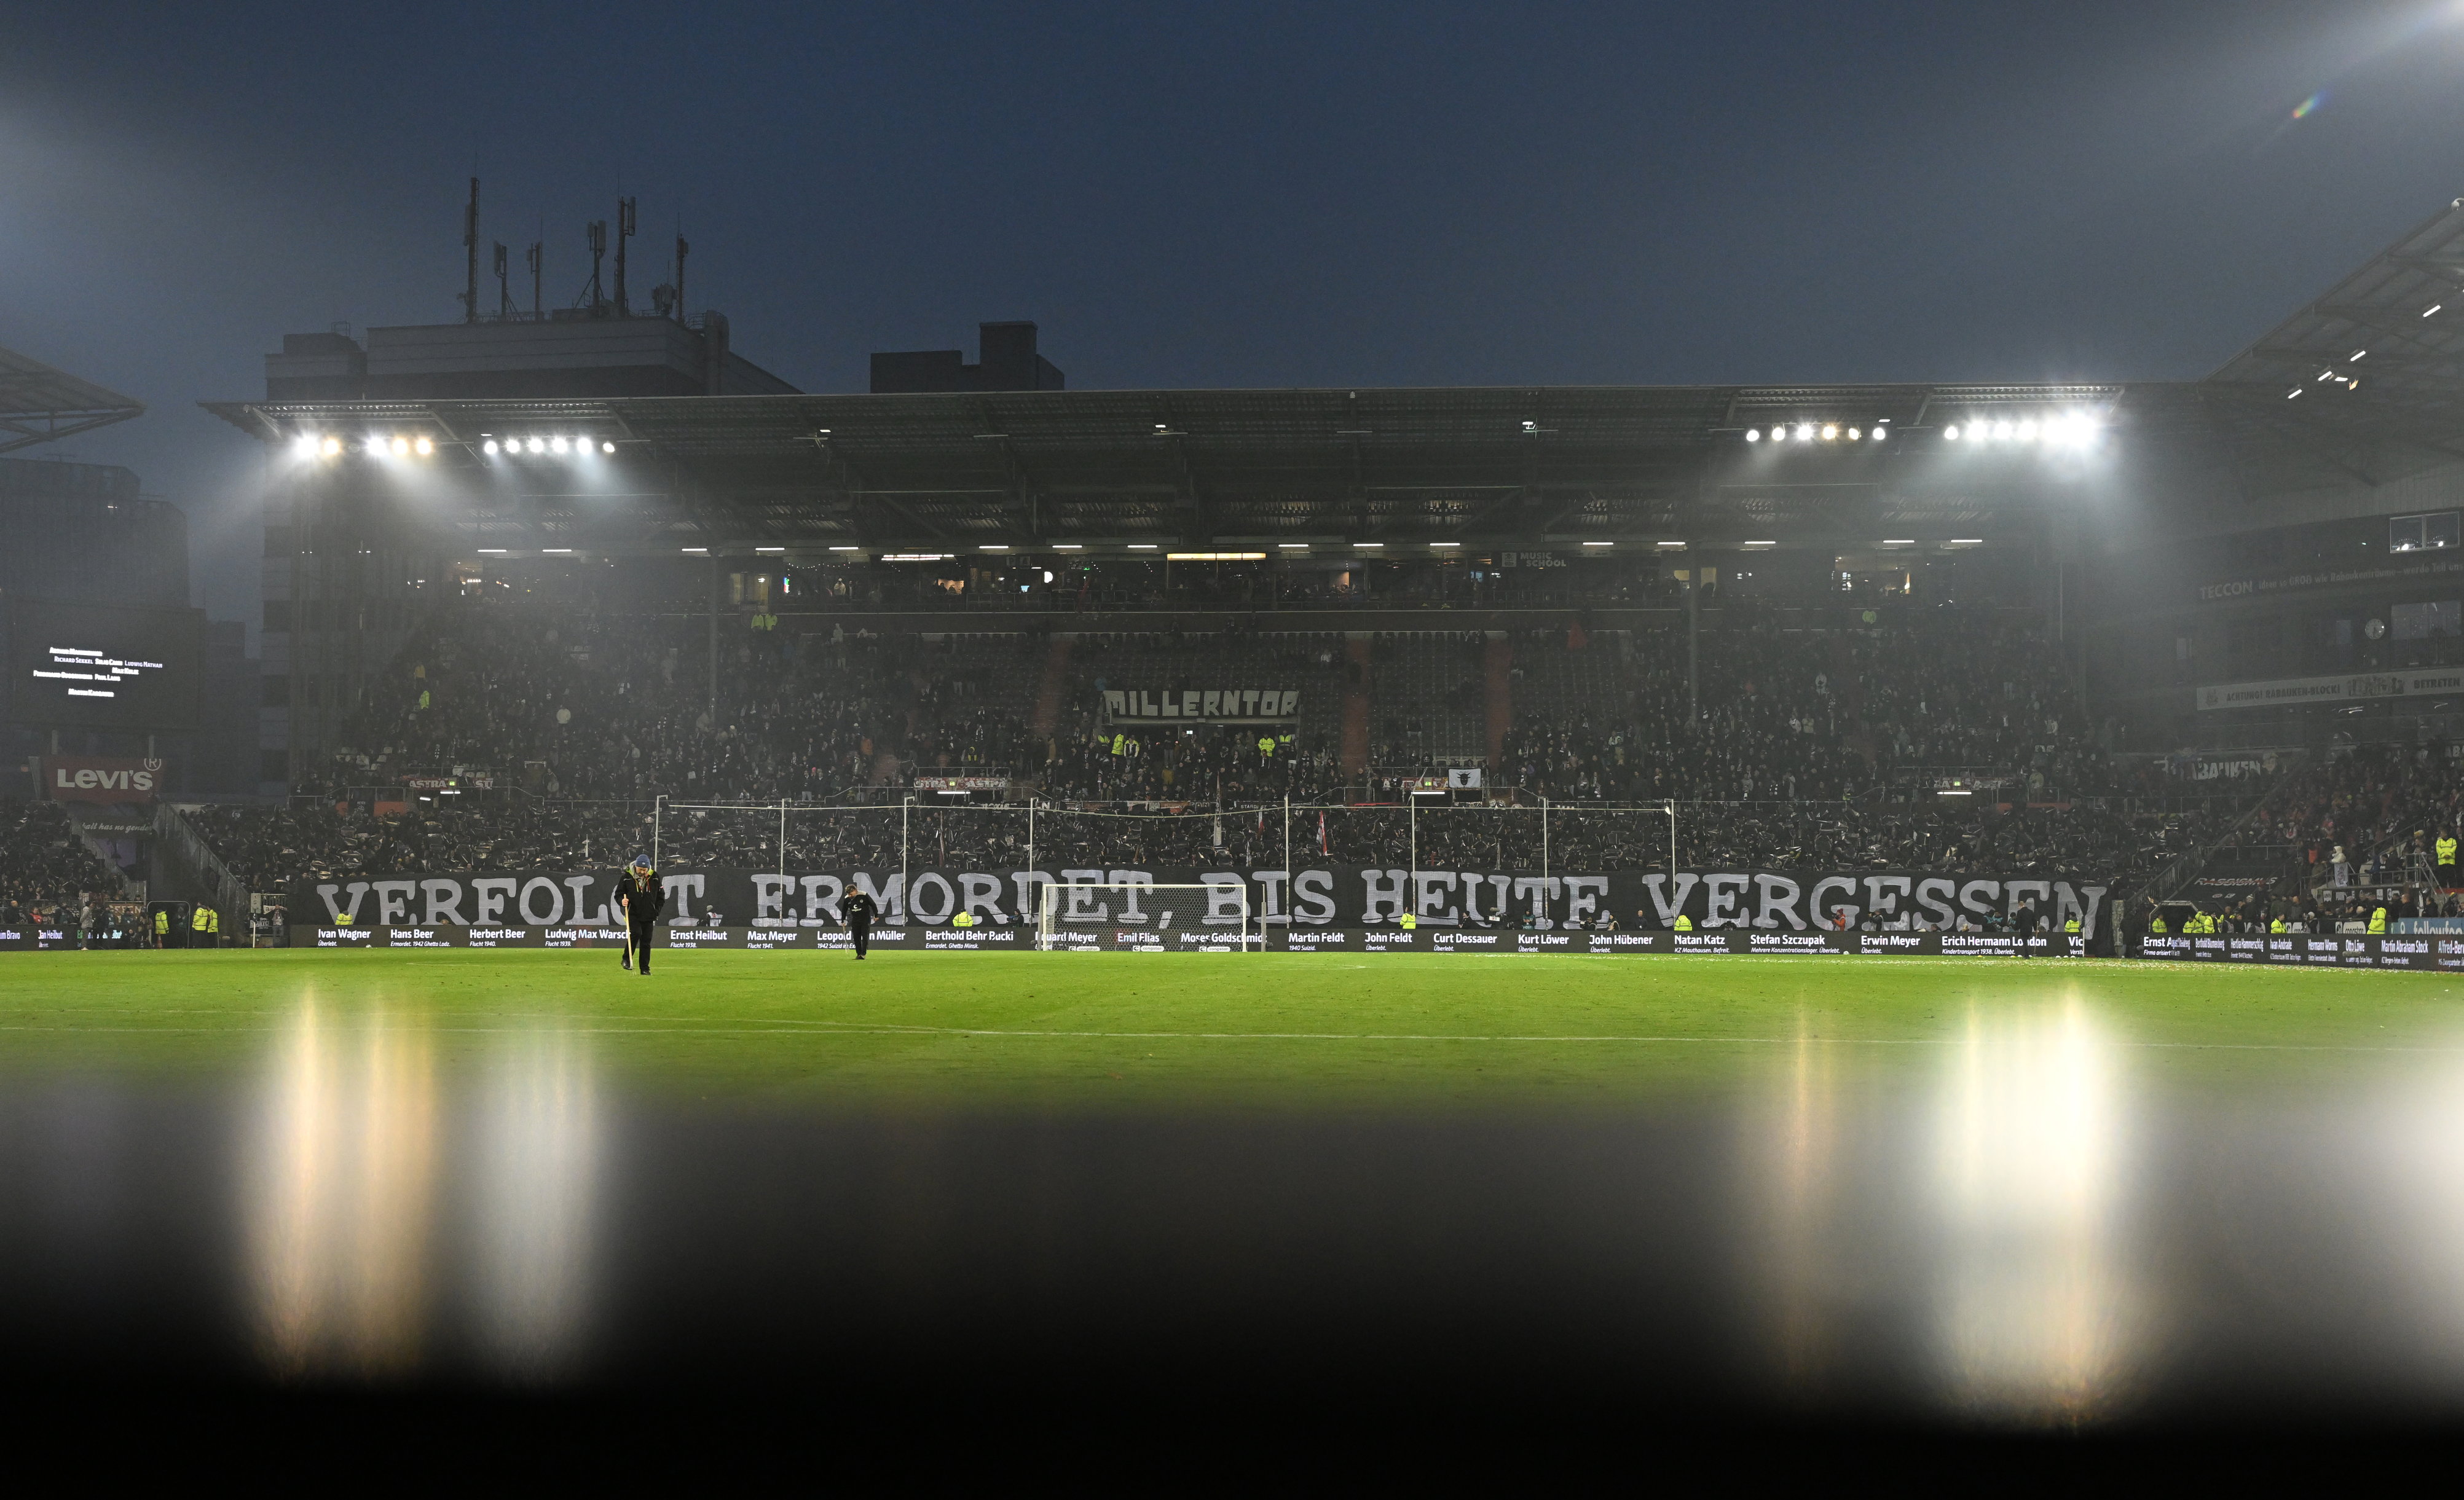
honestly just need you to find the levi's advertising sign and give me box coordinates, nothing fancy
[37,756,165,804]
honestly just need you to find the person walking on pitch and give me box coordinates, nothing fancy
[844,887,878,958]
[615,857,664,975]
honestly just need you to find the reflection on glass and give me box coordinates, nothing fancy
[248,1000,438,1375]
[1931,997,2139,1420]
[471,1025,599,1377]
[1755,1022,1845,1389]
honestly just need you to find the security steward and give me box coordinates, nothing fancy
[2369,904,2390,935]
[844,886,879,959]
[2442,830,2459,885]
[1399,911,1418,932]
[2063,913,2082,952]
[1673,912,1693,932]
[152,906,171,948]
[191,904,219,949]
[615,857,664,975]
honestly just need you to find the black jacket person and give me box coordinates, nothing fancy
[615,860,666,973]
[844,888,879,959]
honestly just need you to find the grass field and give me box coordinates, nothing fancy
[5,949,2464,1104]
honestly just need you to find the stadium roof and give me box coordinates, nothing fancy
[0,344,144,455]
[203,204,2464,556]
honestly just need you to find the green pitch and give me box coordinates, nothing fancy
[4,951,2462,1103]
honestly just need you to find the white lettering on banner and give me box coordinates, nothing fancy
[1565,875,1608,925]
[1754,873,1805,930]
[1414,871,1457,922]
[1013,871,1056,920]
[1293,870,1337,924]
[562,876,607,925]
[1252,870,1290,921]
[373,880,415,926]
[2198,667,2464,710]
[753,875,792,921]
[1103,688,1301,721]
[1812,876,1859,929]
[1361,868,1407,924]
[2005,879,2052,921]
[317,881,370,924]
[908,873,957,923]
[1202,873,1249,924]
[421,879,468,927]
[473,877,516,923]
[1513,876,1562,923]
[1958,880,2001,924]
[849,872,900,922]
[518,877,563,925]
[1916,878,1958,930]
[1642,873,1701,925]
[1062,870,1108,921]
[1108,870,1154,923]
[959,873,1006,922]
[1704,874,1749,927]
[801,874,844,924]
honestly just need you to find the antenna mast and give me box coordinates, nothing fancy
[614,197,637,316]
[585,220,607,313]
[674,233,689,323]
[460,177,480,323]
[492,243,510,318]
[527,237,542,319]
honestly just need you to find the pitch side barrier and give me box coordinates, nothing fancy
[2138,933,2464,970]
[285,865,2116,934]
[282,924,2108,959]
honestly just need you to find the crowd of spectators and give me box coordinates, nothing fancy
[0,800,120,925]
[194,594,2285,891]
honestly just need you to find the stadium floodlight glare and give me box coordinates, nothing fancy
[390,436,410,457]
[756,546,785,553]
[1127,543,1158,550]
[1742,540,1776,548]
[1277,543,1309,549]
[414,436,434,456]
[1943,425,1961,441]
[477,548,508,554]
[1430,541,1461,548]
[1848,427,1862,441]
[2288,388,2303,399]
[1992,420,2013,440]
[980,544,1010,552]
[1948,538,1983,544]
[1581,541,1613,547]
[551,436,570,454]
[1170,551,1267,560]
[1052,543,1084,550]
[829,545,860,552]
[321,437,341,457]
[601,441,616,454]
[482,439,500,455]
[526,438,545,454]
[291,435,317,458]
[681,546,708,553]
[2428,304,2444,318]
[2350,350,2367,361]
[1820,424,1839,441]
[1354,541,1384,548]
[541,548,573,554]
[1745,428,1761,442]
[1882,538,1914,545]
[1656,540,1686,549]
[1795,423,1813,441]
[1870,425,1885,442]
[2015,419,2037,442]
[2317,369,2335,382]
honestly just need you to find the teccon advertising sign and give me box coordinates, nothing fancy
[7,601,203,731]
[36,756,165,804]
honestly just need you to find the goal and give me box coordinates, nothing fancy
[1034,879,1258,952]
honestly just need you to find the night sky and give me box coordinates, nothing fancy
[7,1,2464,635]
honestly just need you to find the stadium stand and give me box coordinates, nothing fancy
[0,799,120,923]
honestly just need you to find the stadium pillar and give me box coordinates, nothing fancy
[708,556,720,730]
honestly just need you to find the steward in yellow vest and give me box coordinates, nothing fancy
[2369,906,2390,934]
[1673,914,1693,932]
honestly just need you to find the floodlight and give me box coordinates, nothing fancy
[829,545,860,552]
[1744,428,1760,442]
[1052,543,1084,550]
[414,436,433,456]
[602,441,615,454]
[1992,420,2013,440]
[527,438,545,454]
[387,436,406,456]
[551,436,570,454]
[1795,424,1813,441]
[321,438,341,457]
[291,435,317,458]
[1870,425,1885,442]
[2015,420,2037,442]
[1943,425,1960,441]
[1041,570,1053,584]
[483,439,500,455]
[1848,427,1862,441]
[1582,541,1613,547]
[1821,424,1839,441]
[2351,350,2367,361]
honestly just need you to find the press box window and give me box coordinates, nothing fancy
[2389,512,2459,552]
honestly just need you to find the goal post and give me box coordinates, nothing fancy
[1034,879,1257,951]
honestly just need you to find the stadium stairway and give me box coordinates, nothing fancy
[1484,635,1513,766]
[1030,634,1074,738]
[1342,635,1372,776]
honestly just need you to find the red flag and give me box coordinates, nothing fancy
[1318,811,1329,855]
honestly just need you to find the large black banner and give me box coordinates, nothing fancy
[286,866,2114,935]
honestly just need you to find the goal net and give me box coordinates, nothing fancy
[1034,880,1257,952]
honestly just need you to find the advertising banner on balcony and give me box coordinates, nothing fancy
[2197,668,2464,712]
[34,756,165,804]
[285,865,2113,937]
